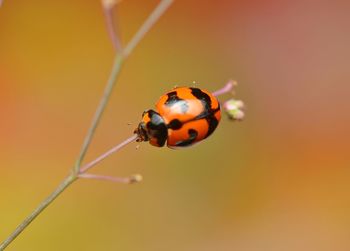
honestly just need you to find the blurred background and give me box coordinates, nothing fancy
[1,0,350,250]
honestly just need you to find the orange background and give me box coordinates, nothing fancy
[0,0,350,250]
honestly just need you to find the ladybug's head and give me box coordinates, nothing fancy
[134,110,168,147]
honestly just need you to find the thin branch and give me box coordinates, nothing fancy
[0,175,77,250]
[212,80,236,97]
[79,173,142,184]
[0,133,138,250]
[123,0,174,57]
[102,0,123,51]
[74,54,124,173]
[74,0,174,173]
[80,134,138,173]
[0,1,174,249]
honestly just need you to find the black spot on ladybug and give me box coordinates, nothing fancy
[175,129,198,147]
[167,119,183,130]
[190,88,220,139]
[165,91,182,107]
[205,110,219,138]
[165,91,189,114]
[190,87,212,111]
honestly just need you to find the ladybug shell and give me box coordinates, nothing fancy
[156,87,221,148]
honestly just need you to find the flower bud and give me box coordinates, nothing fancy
[223,98,245,121]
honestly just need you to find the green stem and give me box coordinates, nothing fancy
[0,174,77,251]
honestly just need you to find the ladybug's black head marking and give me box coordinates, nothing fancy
[134,122,148,142]
[135,109,168,147]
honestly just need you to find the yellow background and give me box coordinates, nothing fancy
[0,0,349,250]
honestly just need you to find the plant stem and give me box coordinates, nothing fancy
[0,134,138,251]
[74,54,124,173]
[79,134,138,173]
[0,174,77,251]
[123,0,174,57]
[0,1,173,250]
[102,0,123,51]
[212,80,236,97]
[78,173,142,184]
[74,0,174,173]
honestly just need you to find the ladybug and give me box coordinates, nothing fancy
[134,87,221,148]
